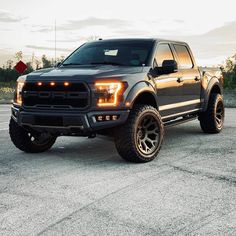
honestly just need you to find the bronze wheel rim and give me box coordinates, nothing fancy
[216,101,224,127]
[136,114,160,155]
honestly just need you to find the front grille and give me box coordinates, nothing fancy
[22,81,89,109]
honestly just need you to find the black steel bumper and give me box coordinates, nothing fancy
[11,106,130,135]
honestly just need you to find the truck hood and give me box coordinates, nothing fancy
[27,65,149,82]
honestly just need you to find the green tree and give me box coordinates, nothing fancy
[15,51,23,61]
[42,55,52,68]
[222,53,236,89]
[6,60,14,69]
[25,62,34,74]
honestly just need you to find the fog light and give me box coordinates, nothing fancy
[112,115,118,120]
[105,115,110,121]
[96,115,120,122]
[97,115,103,121]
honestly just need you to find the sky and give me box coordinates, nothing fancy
[1,0,236,67]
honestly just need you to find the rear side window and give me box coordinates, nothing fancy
[174,44,193,69]
[155,44,174,67]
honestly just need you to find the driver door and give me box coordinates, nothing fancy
[153,43,184,119]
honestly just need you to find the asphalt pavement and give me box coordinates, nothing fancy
[0,105,236,236]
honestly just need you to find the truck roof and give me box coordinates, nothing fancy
[88,38,186,45]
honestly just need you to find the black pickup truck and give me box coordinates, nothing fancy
[9,38,224,163]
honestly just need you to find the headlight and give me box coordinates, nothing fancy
[16,81,25,105]
[95,82,122,106]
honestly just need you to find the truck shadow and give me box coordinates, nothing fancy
[17,122,217,166]
[38,124,204,162]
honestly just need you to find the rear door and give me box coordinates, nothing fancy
[171,44,201,112]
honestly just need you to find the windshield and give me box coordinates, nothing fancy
[62,40,154,67]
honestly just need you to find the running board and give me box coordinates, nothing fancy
[164,115,198,127]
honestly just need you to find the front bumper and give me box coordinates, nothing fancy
[11,106,130,135]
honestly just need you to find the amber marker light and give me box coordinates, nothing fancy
[50,82,55,86]
[125,102,130,107]
[95,82,122,107]
[37,82,42,86]
[64,82,70,86]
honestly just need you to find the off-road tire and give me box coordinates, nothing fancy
[199,93,224,133]
[9,118,56,153]
[114,105,164,163]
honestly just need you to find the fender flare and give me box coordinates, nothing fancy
[125,81,159,109]
[202,77,223,111]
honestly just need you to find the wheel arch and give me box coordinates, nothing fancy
[202,78,223,111]
[125,82,159,110]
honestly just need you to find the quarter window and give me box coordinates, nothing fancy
[155,44,174,67]
[174,44,193,69]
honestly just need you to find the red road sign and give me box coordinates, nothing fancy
[14,60,27,74]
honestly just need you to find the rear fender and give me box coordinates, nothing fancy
[201,77,223,111]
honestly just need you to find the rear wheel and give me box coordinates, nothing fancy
[199,93,224,133]
[9,118,56,153]
[114,105,164,163]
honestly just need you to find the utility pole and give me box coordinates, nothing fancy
[55,19,57,64]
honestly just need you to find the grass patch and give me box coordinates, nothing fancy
[0,82,15,102]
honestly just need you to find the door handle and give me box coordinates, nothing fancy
[195,76,200,81]
[177,77,183,83]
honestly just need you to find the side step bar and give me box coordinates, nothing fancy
[164,115,198,128]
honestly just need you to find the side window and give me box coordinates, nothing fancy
[155,44,174,67]
[174,44,193,69]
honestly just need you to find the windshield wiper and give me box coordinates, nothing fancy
[90,61,124,66]
[62,63,82,66]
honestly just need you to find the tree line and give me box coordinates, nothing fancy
[222,54,236,89]
[0,51,64,83]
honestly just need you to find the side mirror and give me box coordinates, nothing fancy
[161,60,178,74]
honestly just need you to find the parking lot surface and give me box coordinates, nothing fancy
[0,105,236,236]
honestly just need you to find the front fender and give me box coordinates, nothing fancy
[125,81,159,109]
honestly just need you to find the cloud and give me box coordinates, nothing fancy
[150,18,185,25]
[114,29,151,36]
[0,9,25,22]
[203,21,236,40]
[0,28,12,32]
[173,19,185,24]
[31,17,131,33]
[46,36,89,43]
[26,45,72,52]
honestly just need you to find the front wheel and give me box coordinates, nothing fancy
[9,118,57,153]
[114,105,164,163]
[199,93,224,133]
